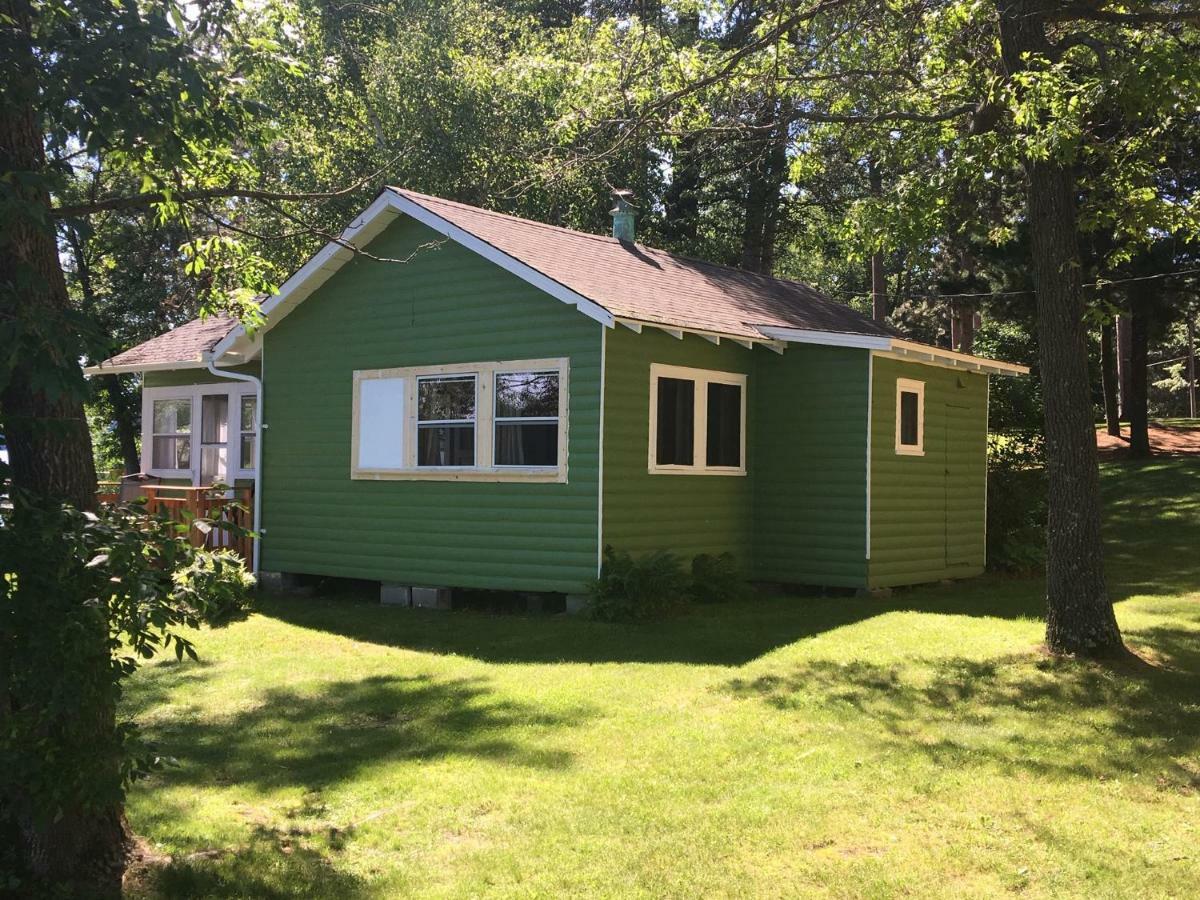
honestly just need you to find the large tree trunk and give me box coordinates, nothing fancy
[104,375,143,475]
[1127,289,1151,458]
[0,0,127,892]
[1100,322,1121,437]
[997,0,1124,657]
[1117,313,1133,420]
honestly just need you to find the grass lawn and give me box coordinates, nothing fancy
[125,458,1200,898]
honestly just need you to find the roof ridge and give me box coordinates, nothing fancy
[389,185,881,332]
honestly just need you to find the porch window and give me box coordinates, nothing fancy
[895,378,925,456]
[240,395,257,470]
[418,374,477,467]
[649,364,746,475]
[495,370,560,467]
[151,398,192,470]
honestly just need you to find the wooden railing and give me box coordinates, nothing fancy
[104,484,254,564]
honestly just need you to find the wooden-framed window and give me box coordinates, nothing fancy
[895,377,925,456]
[351,358,569,482]
[142,383,258,483]
[648,363,747,476]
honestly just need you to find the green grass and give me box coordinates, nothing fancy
[124,459,1200,898]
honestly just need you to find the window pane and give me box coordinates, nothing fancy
[900,391,920,445]
[241,395,257,432]
[241,434,256,470]
[418,375,475,422]
[153,399,190,434]
[656,377,694,466]
[495,422,557,466]
[496,371,559,418]
[417,424,475,466]
[706,382,742,467]
[201,394,228,443]
[153,436,190,469]
[200,445,227,485]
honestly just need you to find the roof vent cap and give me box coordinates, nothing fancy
[609,189,637,242]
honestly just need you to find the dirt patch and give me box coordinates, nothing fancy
[1097,424,1200,457]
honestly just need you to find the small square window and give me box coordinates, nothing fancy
[649,365,746,475]
[895,378,925,456]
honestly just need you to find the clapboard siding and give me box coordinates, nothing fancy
[752,345,869,587]
[601,327,756,565]
[868,357,988,588]
[259,215,602,593]
[143,362,261,388]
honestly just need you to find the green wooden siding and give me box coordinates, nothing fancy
[868,357,988,588]
[143,362,261,388]
[259,216,603,593]
[601,327,755,565]
[752,345,869,587]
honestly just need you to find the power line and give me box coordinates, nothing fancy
[821,265,1200,303]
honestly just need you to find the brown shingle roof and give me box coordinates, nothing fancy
[92,315,237,371]
[390,187,894,342]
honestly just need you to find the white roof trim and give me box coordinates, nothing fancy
[756,327,893,350]
[614,317,781,352]
[213,189,615,364]
[885,339,1029,377]
[83,358,209,377]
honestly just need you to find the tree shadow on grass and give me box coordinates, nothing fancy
[130,671,585,794]
[256,577,1050,667]
[724,632,1200,787]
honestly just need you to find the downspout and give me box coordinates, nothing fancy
[204,353,263,576]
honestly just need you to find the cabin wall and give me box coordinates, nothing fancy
[601,327,756,566]
[868,356,988,588]
[752,345,870,587]
[259,216,603,594]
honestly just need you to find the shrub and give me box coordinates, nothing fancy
[689,552,750,604]
[987,430,1047,573]
[587,546,691,621]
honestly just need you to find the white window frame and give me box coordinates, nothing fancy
[895,377,925,456]
[648,363,747,476]
[142,383,259,483]
[351,358,569,483]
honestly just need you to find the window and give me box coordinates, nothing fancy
[240,395,257,470]
[351,358,568,481]
[895,378,925,456]
[648,364,746,475]
[495,371,559,466]
[655,377,694,466]
[418,374,476,466]
[152,398,191,470]
[143,385,258,482]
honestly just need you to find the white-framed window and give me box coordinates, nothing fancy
[351,358,569,482]
[895,377,925,456]
[648,363,747,476]
[142,383,259,483]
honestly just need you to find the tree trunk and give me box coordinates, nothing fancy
[104,375,143,475]
[740,111,787,274]
[1117,313,1133,421]
[1100,321,1121,437]
[868,160,888,323]
[997,0,1124,657]
[1187,317,1197,420]
[1127,290,1151,458]
[0,0,127,892]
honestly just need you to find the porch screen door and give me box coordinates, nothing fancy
[200,394,229,485]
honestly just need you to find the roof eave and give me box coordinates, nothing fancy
[83,358,209,377]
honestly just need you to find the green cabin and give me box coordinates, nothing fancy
[88,188,1027,601]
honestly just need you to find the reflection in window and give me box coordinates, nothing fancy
[417,375,476,466]
[152,398,192,469]
[495,371,559,466]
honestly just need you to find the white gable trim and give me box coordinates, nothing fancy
[213,190,614,363]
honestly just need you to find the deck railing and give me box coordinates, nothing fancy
[99,484,254,564]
